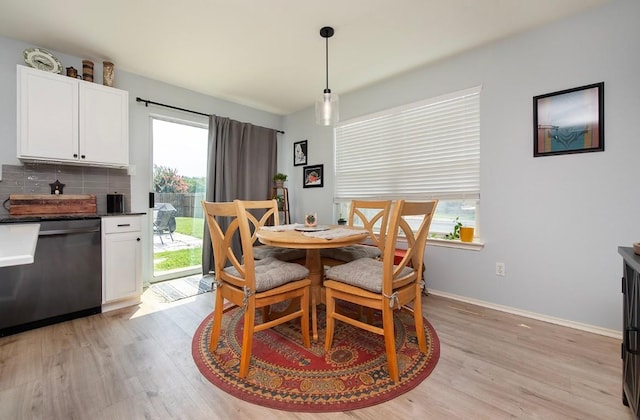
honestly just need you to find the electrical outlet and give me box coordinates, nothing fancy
[496,262,505,277]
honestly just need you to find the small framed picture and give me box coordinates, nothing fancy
[533,82,604,157]
[294,140,308,166]
[303,164,323,188]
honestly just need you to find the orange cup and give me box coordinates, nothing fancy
[460,226,474,242]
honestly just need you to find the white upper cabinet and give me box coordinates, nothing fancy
[17,65,129,167]
[79,82,129,166]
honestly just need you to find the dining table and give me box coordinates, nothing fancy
[256,224,369,340]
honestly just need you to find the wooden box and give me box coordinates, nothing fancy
[9,194,97,215]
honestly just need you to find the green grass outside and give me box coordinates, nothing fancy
[154,216,204,271]
[154,247,202,271]
[175,216,204,239]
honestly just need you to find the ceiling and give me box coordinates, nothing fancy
[0,0,609,116]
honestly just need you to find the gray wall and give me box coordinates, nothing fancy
[0,35,283,285]
[281,0,640,333]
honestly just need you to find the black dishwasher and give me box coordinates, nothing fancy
[0,218,102,337]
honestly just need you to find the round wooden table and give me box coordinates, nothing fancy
[256,225,368,340]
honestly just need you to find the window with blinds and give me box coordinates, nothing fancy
[334,86,481,236]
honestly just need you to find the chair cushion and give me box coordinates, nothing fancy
[253,245,307,262]
[325,258,414,293]
[320,244,381,263]
[224,257,309,292]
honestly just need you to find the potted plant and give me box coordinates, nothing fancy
[305,213,317,227]
[444,216,462,240]
[273,173,288,188]
[275,194,285,210]
[337,214,347,225]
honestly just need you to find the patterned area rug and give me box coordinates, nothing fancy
[150,275,212,302]
[192,304,440,412]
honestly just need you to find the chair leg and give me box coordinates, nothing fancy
[382,306,399,383]
[157,232,164,245]
[413,291,427,353]
[239,304,256,378]
[300,288,311,348]
[209,285,225,352]
[261,306,270,322]
[365,307,374,324]
[311,290,318,342]
[324,289,336,352]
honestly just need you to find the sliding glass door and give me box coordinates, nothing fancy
[151,117,208,283]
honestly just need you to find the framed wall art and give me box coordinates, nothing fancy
[294,140,308,166]
[303,164,323,188]
[533,82,604,157]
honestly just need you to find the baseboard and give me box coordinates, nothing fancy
[102,296,141,313]
[428,289,621,340]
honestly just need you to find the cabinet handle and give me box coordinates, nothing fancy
[137,238,140,241]
[73,153,78,158]
[81,155,86,159]
[117,223,131,227]
[625,327,640,355]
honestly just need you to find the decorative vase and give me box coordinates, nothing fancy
[82,60,94,82]
[103,61,114,87]
[460,226,474,242]
[275,180,284,188]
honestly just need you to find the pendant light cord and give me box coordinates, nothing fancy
[325,36,329,91]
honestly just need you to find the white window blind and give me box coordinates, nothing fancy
[334,86,480,201]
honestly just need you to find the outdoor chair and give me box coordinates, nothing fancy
[201,199,311,378]
[153,206,177,245]
[323,199,438,383]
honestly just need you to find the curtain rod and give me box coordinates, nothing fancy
[135,97,285,134]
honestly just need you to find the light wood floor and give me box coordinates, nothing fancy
[0,289,633,420]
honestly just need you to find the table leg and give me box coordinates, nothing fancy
[306,249,323,341]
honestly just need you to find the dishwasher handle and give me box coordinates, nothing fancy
[39,227,101,237]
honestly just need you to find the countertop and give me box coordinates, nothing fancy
[0,223,40,267]
[619,247,640,273]
[0,212,146,224]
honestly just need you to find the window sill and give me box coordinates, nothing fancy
[427,237,484,251]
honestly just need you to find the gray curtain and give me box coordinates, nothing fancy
[202,115,278,274]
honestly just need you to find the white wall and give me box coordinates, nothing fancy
[0,36,283,286]
[281,0,640,332]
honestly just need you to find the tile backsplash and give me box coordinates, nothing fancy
[0,163,131,216]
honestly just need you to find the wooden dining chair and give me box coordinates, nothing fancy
[320,199,392,266]
[202,199,311,378]
[251,199,306,263]
[323,199,438,383]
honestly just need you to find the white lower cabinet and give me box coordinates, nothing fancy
[102,215,142,311]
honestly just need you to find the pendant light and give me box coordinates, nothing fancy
[315,26,339,126]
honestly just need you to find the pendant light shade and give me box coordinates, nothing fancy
[315,26,339,126]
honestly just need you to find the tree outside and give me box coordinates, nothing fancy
[153,164,189,193]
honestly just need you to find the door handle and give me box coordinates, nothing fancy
[625,327,640,355]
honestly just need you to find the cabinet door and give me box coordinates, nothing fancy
[103,230,141,302]
[17,66,79,161]
[623,262,640,416]
[79,83,129,166]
